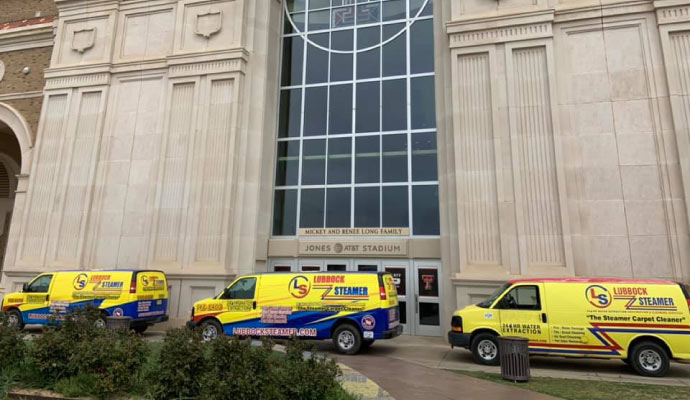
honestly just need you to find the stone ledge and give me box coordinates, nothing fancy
[447,10,554,48]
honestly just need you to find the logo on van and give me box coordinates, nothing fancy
[361,315,376,330]
[73,273,88,290]
[289,276,311,298]
[141,276,150,287]
[585,285,611,308]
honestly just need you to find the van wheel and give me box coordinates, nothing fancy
[200,319,223,342]
[133,324,148,334]
[471,333,500,366]
[6,309,24,330]
[630,342,670,377]
[333,325,362,355]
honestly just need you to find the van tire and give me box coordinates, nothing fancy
[200,319,223,342]
[6,309,24,330]
[630,341,670,377]
[471,333,500,366]
[333,324,362,355]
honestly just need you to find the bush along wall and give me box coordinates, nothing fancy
[0,308,351,400]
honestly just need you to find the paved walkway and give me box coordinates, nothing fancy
[316,335,690,387]
[330,352,555,400]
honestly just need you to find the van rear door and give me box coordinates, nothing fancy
[134,271,168,319]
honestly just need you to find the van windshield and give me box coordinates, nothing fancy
[477,283,511,309]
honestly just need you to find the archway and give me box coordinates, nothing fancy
[0,102,32,278]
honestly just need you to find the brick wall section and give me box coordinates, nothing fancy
[0,0,58,24]
[0,47,51,95]
[0,46,52,139]
[3,98,43,141]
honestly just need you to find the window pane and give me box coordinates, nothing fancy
[331,30,353,81]
[300,188,325,228]
[382,79,407,131]
[302,139,326,185]
[382,134,407,182]
[306,33,329,84]
[383,0,406,21]
[327,137,352,184]
[382,186,408,227]
[275,141,300,186]
[500,286,541,310]
[281,36,304,86]
[328,264,347,271]
[411,0,433,16]
[383,24,406,76]
[355,135,380,183]
[332,6,355,28]
[411,132,437,181]
[304,86,327,136]
[308,10,330,31]
[225,278,257,300]
[329,84,352,135]
[356,82,380,133]
[278,89,301,138]
[309,0,329,9]
[411,76,436,129]
[357,26,380,79]
[326,187,351,227]
[287,0,306,12]
[357,3,380,25]
[285,12,305,34]
[355,187,380,227]
[411,19,434,74]
[419,303,440,326]
[412,185,439,235]
[273,189,298,235]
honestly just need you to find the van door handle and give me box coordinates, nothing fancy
[45,294,50,302]
[252,301,256,310]
[541,313,547,323]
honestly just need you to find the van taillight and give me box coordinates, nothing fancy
[379,285,387,300]
[130,279,137,294]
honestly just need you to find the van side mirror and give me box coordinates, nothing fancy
[22,283,28,293]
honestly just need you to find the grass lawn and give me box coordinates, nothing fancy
[449,370,690,400]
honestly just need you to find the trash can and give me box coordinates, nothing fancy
[498,336,530,382]
[106,316,131,332]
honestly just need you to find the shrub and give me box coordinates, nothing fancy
[32,305,147,398]
[150,327,205,400]
[200,337,280,400]
[31,305,104,384]
[77,330,147,398]
[0,312,26,370]
[277,338,342,400]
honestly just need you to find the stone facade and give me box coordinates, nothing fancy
[1,0,690,334]
[0,0,57,294]
[437,0,690,317]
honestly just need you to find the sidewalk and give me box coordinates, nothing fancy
[330,335,690,387]
[332,352,556,400]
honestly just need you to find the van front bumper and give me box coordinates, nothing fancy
[382,324,403,339]
[448,330,471,348]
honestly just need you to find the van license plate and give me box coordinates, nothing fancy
[363,331,374,339]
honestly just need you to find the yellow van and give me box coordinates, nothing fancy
[1,270,169,333]
[448,278,690,377]
[187,272,401,354]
